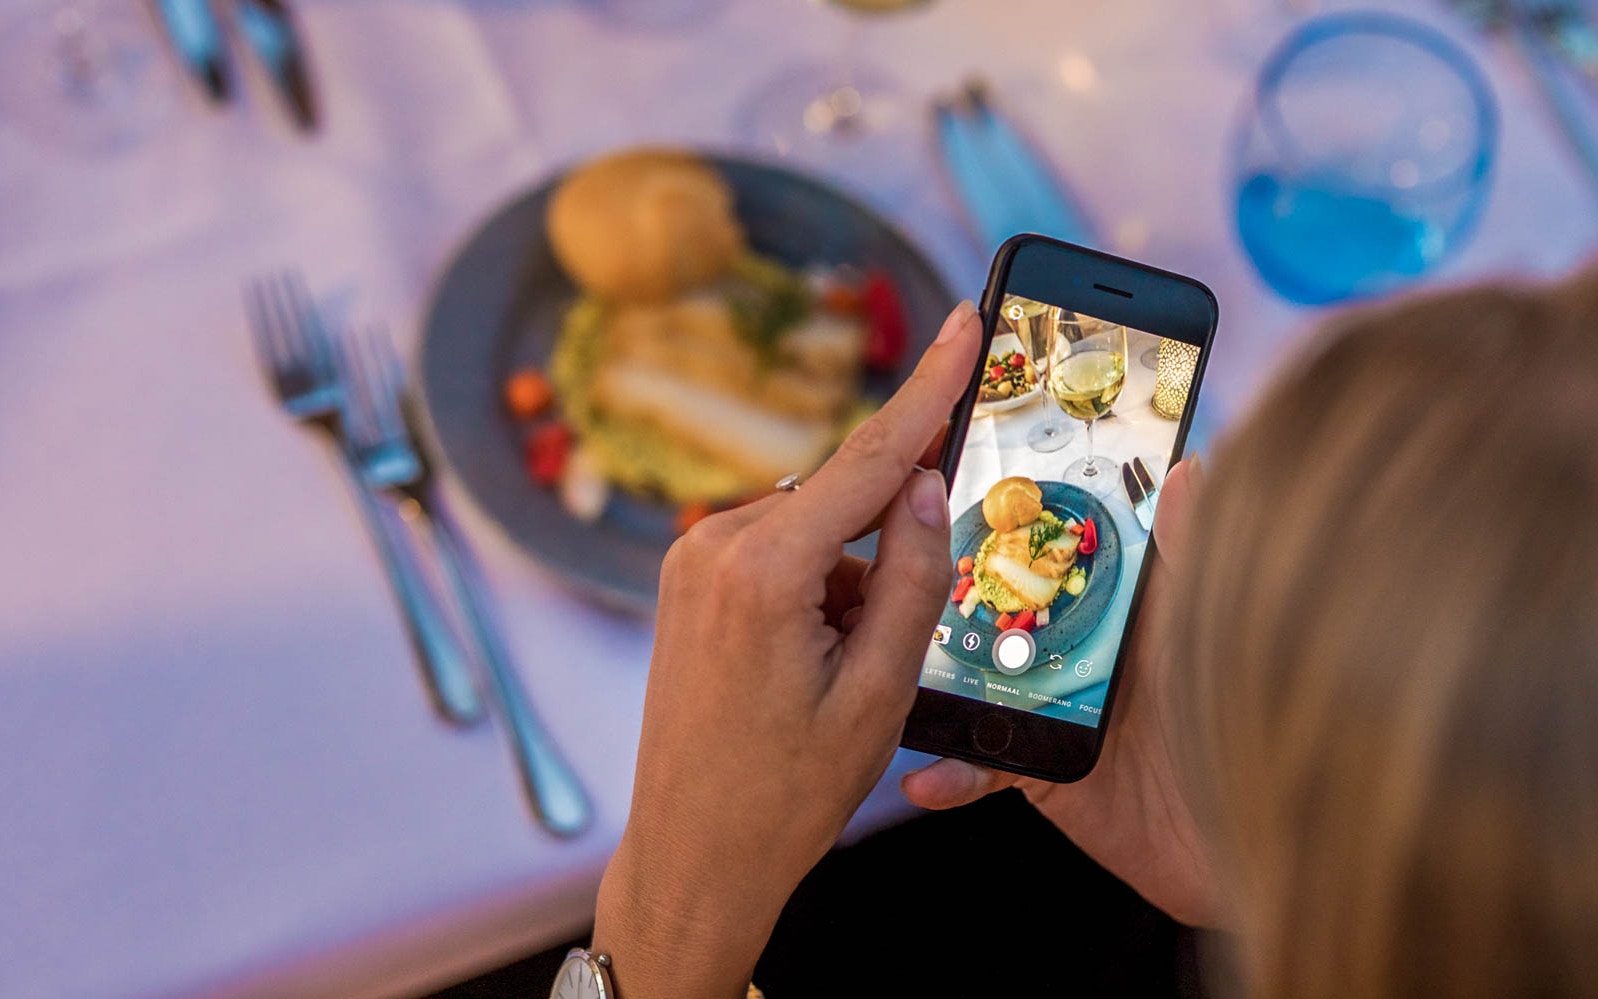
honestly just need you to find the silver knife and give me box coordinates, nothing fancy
[1132,457,1161,525]
[1122,462,1154,533]
[234,0,319,130]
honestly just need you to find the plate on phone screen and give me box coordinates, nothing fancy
[938,481,1122,672]
[414,154,956,614]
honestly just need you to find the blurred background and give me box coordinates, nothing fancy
[1,0,1595,996]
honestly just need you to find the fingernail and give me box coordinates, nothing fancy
[909,469,948,529]
[935,299,978,344]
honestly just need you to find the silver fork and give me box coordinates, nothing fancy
[245,273,483,727]
[343,324,592,838]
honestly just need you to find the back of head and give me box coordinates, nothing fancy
[1175,268,1598,999]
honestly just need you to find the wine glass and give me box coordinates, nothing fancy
[1231,12,1496,305]
[1006,298,1072,452]
[1049,314,1127,494]
[737,0,933,173]
[0,1,177,157]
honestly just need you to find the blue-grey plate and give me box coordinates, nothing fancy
[415,154,957,615]
[937,482,1122,671]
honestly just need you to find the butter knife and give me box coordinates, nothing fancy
[234,0,319,130]
[1131,457,1161,525]
[1122,462,1154,533]
[933,78,1094,255]
[152,0,229,101]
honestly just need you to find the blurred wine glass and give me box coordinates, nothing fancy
[737,0,933,171]
[1009,299,1072,453]
[1231,13,1497,305]
[0,0,177,157]
[1049,314,1127,495]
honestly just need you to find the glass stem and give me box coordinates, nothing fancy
[1083,419,1098,475]
[1040,361,1057,434]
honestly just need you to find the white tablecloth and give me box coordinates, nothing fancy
[0,0,1593,997]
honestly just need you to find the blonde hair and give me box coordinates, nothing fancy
[1175,268,1598,998]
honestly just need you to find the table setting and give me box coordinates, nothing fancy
[1,0,1596,997]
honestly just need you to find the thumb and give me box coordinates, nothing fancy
[838,468,952,707]
[901,757,1021,810]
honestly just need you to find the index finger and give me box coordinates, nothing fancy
[783,300,982,549]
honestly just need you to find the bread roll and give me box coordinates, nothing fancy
[982,476,1043,532]
[547,149,746,302]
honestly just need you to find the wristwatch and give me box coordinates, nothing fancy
[548,949,764,999]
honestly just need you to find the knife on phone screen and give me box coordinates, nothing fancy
[152,0,229,101]
[1122,462,1154,533]
[1131,457,1161,524]
[234,0,318,130]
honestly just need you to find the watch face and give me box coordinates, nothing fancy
[551,954,605,999]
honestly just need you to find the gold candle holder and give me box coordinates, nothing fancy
[1152,339,1200,420]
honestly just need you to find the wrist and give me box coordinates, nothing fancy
[592,837,780,999]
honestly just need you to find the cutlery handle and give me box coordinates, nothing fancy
[152,0,229,101]
[428,495,592,838]
[340,457,483,726]
[1519,20,1598,198]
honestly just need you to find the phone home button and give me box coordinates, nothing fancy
[972,714,1013,756]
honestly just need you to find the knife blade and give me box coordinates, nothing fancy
[1122,462,1154,533]
[1131,456,1161,526]
[151,0,230,101]
[933,78,1094,256]
[234,0,318,131]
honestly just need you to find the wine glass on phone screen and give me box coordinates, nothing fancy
[737,0,932,169]
[1009,299,1071,452]
[0,1,176,157]
[1050,315,1127,494]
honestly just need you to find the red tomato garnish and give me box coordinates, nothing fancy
[951,576,974,603]
[1012,610,1037,632]
[1078,517,1099,555]
[504,368,554,420]
[989,365,1007,380]
[1007,353,1025,369]
[995,612,1015,631]
[822,284,863,314]
[956,555,974,576]
[861,271,909,372]
[674,501,714,535]
[525,422,572,486]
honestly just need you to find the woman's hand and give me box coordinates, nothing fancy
[900,458,1222,927]
[592,301,983,998]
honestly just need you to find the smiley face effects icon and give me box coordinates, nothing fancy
[1074,659,1093,678]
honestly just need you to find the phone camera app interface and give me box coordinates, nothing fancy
[919,294,1199,729]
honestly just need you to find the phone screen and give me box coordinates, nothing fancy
[918,292,1203,729]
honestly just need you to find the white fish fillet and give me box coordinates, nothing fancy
[983,550,1067,611]
[593,363,834,483]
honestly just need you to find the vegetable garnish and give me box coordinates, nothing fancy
[861,271,909,371]
[505,367,554,420]
[1028,517,1067,562]
[951,576,974,604]
[1078,517,1099,556]
[526,422,574,486]
[995,612,1015,631]
[956,555,974,576]
[674,501,715,535]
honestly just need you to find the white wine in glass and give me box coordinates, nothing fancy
[1049,316,1127,493]
[1006,298,1070,452]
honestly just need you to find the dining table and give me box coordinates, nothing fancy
[1,0,1594,997]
